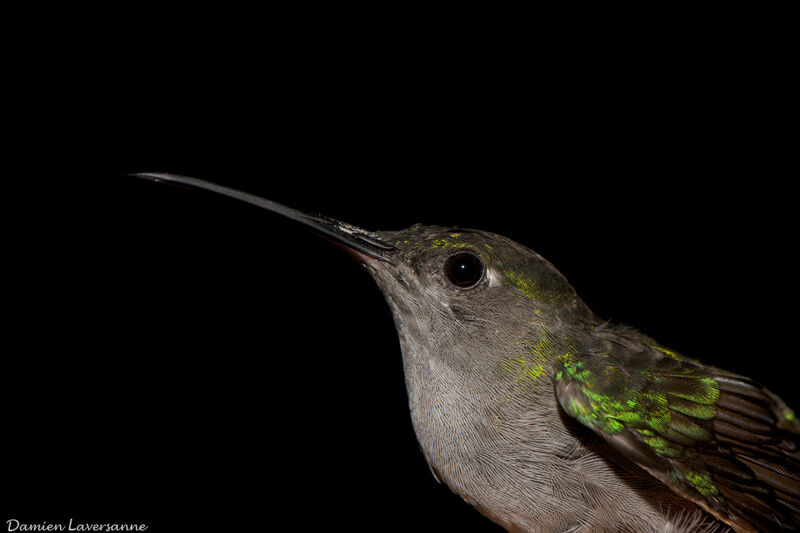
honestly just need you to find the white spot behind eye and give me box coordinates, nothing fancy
[487,267,502,288]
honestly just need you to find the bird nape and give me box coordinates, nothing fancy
[133,173,800,533]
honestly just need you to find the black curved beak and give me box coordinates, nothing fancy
[131,173,396,263]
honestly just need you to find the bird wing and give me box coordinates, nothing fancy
[554,343,800,532]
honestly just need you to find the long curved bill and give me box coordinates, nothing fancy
[131,173,397,263]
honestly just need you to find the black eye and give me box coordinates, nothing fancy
[445,252,484,288]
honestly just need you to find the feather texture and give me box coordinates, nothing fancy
[555,332,800,532]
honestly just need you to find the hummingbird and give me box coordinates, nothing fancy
[133,173,799,532]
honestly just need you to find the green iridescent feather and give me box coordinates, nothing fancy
[556,350,718,461]
[554,335,800,530]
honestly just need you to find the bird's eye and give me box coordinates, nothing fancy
[444,252,484,288]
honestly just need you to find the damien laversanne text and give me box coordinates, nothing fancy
[6,519,147,532]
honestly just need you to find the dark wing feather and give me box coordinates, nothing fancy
[554,340,800,532]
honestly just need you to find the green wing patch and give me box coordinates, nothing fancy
[554,345,800,531]
[557,353,718,456]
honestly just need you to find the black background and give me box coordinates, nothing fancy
[4,8,796,533]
